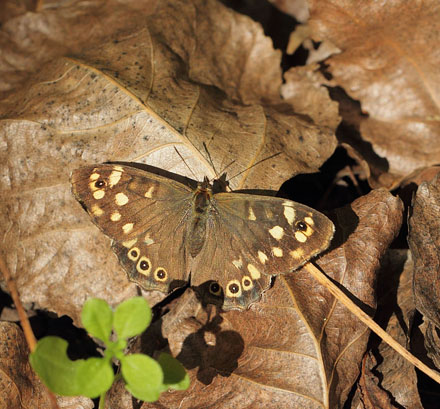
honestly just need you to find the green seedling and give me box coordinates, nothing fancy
[29,297,189,407]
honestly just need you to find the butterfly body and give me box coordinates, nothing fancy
[71,164,334,310]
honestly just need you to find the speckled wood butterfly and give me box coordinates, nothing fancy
[71,164,334,310]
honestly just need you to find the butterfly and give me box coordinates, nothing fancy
[71,164,334,310]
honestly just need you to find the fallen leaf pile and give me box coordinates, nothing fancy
[0,0,439,408]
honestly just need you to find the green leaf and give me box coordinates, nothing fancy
[76,357,114,398]
[114,297,151,339]
[81,298,113,343]
[158,353,190,391]
[121,354,163,402]
[29,337,116,398]
[29,337,82,396]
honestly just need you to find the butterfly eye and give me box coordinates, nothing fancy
[242,276,253,291]
[127,247,140,261]
[136,257,152,275]
[296,221,307,231]
[154,268,168,282]
[209,282,222,296]
[94,180,106,188]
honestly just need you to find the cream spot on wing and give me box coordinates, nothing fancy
[248,206,256,221]
[122,238,137,248]
[242,276,253,291]
[144,186,155,198]
[273,247,283,257]
[122,223,134,234]
[295,231,308,242]
[226,280,242,298]
[290,248,304,259]
[115,192,129,206]
[232,258,243,269]
[283,205,295,226]
[258,251,268,264]
[144,234,155,245]
[127,247,140,261]
[247,264,261,279]
[90,172,100,181]
[113,165,124,172]
[269,225,284,240]
[110,211,121,222]
[91,204,104,217]
[93,190,105,200]
[109,170,122,187]
[303,225,314,237]
[304,216,314,226]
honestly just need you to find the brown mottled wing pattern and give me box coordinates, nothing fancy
[71,164,193,293]
[191,193,334,310]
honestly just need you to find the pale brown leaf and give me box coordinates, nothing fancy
[309,0,440,188]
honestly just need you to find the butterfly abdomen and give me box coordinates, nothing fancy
[188,185,213,258]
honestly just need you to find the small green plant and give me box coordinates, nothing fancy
[29,297,189,407]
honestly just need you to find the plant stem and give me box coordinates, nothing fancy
[98,392,106,409]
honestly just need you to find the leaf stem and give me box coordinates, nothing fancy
[304,262,440,385]
[98,392,106,409]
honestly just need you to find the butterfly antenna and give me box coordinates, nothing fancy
[227,152,282,183]
[173,146,198,180]
[202,142,219,179]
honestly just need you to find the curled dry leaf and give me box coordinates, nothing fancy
[107,189,402,409]
[355,353,396,409]
[351,250,423,409]
[309,0,440,188]
[408,171,440,367]
[0,0,337,323]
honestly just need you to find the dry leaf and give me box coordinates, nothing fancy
[281,63,340,130]
[105,188,403,409]
[408,171,440,367]
[0,322,52,408]
[0,0,337,324]
[355,353,397,409]
[351,250,423,409]
[308,0,440,188]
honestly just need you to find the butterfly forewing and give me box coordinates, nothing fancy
[71,164,193,293]
[190,193,334,309]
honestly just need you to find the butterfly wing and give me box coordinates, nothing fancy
[190,193,334,310]
[71,164,193,293]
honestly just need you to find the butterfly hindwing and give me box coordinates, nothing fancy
[71,164,193,293]
[190,193,334,309]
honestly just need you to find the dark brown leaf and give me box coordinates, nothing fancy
[351,250,423,409]
[408,171,440,368]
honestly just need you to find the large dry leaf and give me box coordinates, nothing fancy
[0,0,337,324]
[106,188,403,409]
[308,0,440,188]
[408,171,440,368]
[0,321,93,409]
[0,0,158,96]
